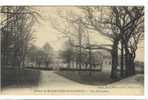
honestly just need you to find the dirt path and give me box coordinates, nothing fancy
[38,71,83,87]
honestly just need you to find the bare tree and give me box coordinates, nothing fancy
[49,6,144,78]
[1,6,40,69]
[121,7,144,76]
[80,6,144,78]
[80,7,120,79]
[49,10,88,70]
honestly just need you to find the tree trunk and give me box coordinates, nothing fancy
[124,44,136,77]
[131,59,135,75]
[120,40,124,78]
[88,47,92,76]
[124,42,131,77]
[111,40,119,79]
[129,53,136,75]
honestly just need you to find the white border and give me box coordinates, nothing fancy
[0,0,146,6]
[0,0,148,99]
[144,2,148,100]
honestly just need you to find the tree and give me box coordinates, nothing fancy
[80,6,144,78]
[50,7,111,72]
[60,49,74,68]
[49,6,144,79]
[120,7,144,76]
[80,7,120,79]
[50,11,88,70]
[1,6,39,69]
[1,6,40,86]
[42,43,54,67]
[108,7,144,77]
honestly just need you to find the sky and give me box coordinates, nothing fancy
[32,6,112,51]
[32,7,65,50]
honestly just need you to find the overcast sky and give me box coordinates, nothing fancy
[32,6,112,51]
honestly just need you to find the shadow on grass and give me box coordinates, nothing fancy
[1,67,41,90]
[55,71,115,86]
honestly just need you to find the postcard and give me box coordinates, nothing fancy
[0,4,146,99]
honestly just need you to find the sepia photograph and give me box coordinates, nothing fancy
[0,6,144,96]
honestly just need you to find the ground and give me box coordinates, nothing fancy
[1,68,144,96]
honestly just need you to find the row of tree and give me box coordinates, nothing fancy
[1,6,54,69]
[60,41,104,70]
[1,6,144,80]
[0,6,42,87]
[51,6,144,79]
[80,7,144,78]
[1,6,38,69]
